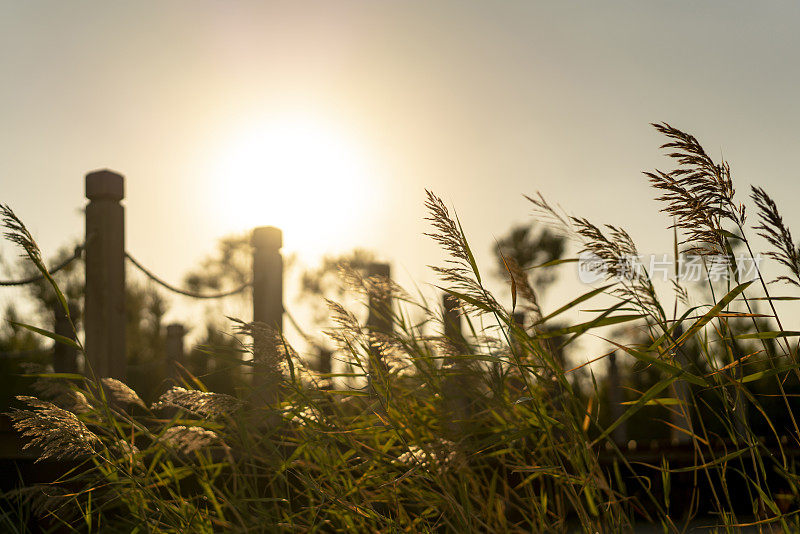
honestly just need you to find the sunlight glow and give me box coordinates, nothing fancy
[213,115,374,253]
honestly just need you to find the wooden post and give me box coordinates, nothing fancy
[669,323,692,445]
[442,294,464,346]
[166,323,186,380]
[498,312,526,379]
[251,226,283,332]
[366,262,392,389]
[318,347,333,390]
[607,352,626,444]
[366,263,392,334]
[53,302,79,374]
[84,170,126,380]
[442,294,469,436]
[251,226,283,402]
[317,348,332,375]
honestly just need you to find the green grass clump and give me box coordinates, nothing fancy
[3,123,800,532]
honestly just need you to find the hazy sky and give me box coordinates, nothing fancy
[2,1,800,331]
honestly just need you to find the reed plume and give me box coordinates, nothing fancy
[101,377,146,409]
[160,425,220,454]
[152,386,243,418]
[424,190,501,314]
[1,204,42,262]
[751,185,800,287]
[528,195,663,320]
[9,396,100,461]
[645,122,745,255]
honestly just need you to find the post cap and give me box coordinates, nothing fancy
[251,226,282,250]
[86,170,124,201]
[367,262,390,278]
[166,323,186,337]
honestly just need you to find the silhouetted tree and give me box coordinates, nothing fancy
[184,234,252,295]
[494,223,565,299]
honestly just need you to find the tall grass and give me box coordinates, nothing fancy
[2,123,800,532]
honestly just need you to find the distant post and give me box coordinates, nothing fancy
[53,302,79,374]
[318,347,333,390]
[669,324,692,445]
[442,294,469,436]
[84,170,126,380]
[366,263,392,334]
[366,262,392,389]
[166,323,186,380]
[317,348,332,375]
[442,294,464,346]
[607,352,626,444]
[251,226,283,332]
[251,226,283,401]
[501,312,526,377]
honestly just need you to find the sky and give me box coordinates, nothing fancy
[2,1,800,345]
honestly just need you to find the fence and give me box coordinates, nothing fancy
[80,169,288,381]
[2,169,638,443]
[0,168,646,453]
[0,170,415,390]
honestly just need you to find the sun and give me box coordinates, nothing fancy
[212,114,374,253]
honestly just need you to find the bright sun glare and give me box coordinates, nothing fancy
[213,115,373,253]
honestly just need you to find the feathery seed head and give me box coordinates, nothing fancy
[101,377,146,409]
[751,186,800,287]
[160,425,219,454]
[152,386,244,418]
[9,396,100,462]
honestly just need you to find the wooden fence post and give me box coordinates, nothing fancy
[166,323,186,380]
[251,226,283,401]
[366,263,392,333]
[84,170,126,380]
[442,294,464,346]
[318,347,333,390]
[442,294,469,436]
[53,302,79,374]
[251,226,283,332]
[669,323,692,445]
[317,348,332,375]
[607,352,626,444]
[366,262,392,389]
[498,312,526,379]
